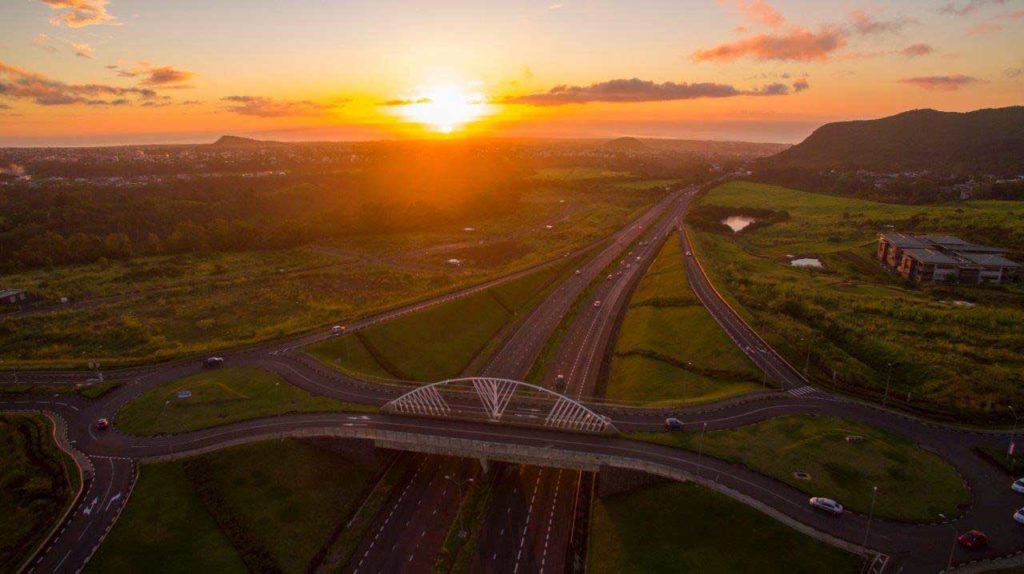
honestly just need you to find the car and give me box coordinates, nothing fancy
[203,356,225,369]
[664,417,683,431]
[593,300,602,308]
[809,497,844,515]
[1012,478,1024,493]
[331,325,347,335]
[95,418,110,431]
[685,250,692,256]
[607,274,614,280]
[636,256,642,261]
[1015,507,1024,525]
[555,374,566,392]
[574,269,581,275]
[957,530,989,550]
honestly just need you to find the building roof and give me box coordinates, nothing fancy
[921,234,970,247]
[900,249,960,265]
[881,233,928,249]
[0,288,26,299]
[949,244,1010,255]
[956,252,1021,268]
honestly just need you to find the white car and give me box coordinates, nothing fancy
[331,325,347,336]
[809,497,844,515]
[575,270,581,275]
[1013,478,1024,494]
[607,274,614,280]
[593,300,602,308]
[1015,507,1024,524]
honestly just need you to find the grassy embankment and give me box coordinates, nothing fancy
[0,381,120,398]
[116,367,374,436]
[606,236,761,406]
[0,184,660,370]
[588,481,862,574]
[633,415,968,521]
[305,250,586,382]
[0,414,80,572]
[434,473,495,574]
[691,181,1024,421]
[89,439,381,573]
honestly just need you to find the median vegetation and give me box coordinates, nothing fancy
[606,237,761,406]
[633,415,968,521]
[588,481,862,573]
[0,414,80,572]
[116,367,374,435]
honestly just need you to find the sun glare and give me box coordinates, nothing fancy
[395,85,492,134]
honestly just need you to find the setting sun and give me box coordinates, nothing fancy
[393,85,492,134]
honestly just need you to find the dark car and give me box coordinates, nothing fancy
[95,418,110,431]
[555,374,567,393]
[203,356,225,369]
[957,530,989,550]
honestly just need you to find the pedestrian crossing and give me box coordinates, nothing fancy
[788,385,818,397]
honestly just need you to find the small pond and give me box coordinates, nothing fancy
[791,258,823,269]
[722,215,756,233]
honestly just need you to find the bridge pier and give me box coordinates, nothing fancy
[479,457,489,474]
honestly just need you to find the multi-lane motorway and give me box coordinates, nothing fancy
[3,183,1024,573]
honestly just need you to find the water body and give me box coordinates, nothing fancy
[722,215,756,233]
[791,258,823,269]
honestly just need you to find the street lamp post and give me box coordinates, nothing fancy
[882,362,893,407]
[444,474,476,532]
[862,486,878,551]
[759,347,768,390]
[938,514,957,572]
[697,422,708,477]
[1008,406,1019,463]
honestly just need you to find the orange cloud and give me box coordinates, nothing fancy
[966,22,1003,35]
[37,0,117,28]
[900,43,934,57]
[692,26,847,62]
[898,74,980,91]
[728,0,785,28]
[849,9,914,35]
[220,96,334,117]
[0,60,156,105]
[111,63,195,87]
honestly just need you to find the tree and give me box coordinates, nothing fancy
[103,233,133,260]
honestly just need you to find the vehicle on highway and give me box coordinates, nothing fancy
[1015,508,1024,524]
[555,374,566,392]
[575,269,581,275]
[95,418,110,431]
[1012,478,1024,493]
[636,256,642,261]
[331,325,347,335]
[607,274,614,280]
[957,530,989,549]
[809,497,844,515]
[685,250,692,256]
[593,300,602,308]
[664,417,683,431]
[203,356,225,369]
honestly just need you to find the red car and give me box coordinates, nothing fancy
[957,530,989,550]
[95,418,110,431]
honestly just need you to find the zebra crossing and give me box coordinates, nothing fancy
[788,385,818,397]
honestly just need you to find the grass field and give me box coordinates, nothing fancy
[587,481,862,574]
[0,381,120,398]
[305,253,581,381]
[89,439,380,573]
[633,415,968,521]
[0,414,80,572]
[606,237,761,406]
[692,181,1024,421]
[116,367,374,435]
[0,185,659,370]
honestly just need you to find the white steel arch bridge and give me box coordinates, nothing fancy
[382,377,617,434]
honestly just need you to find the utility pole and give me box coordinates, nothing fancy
[939,515,957,572]
[862,486,878,552]
[1008,406,1019,463]
[697,422,708,477]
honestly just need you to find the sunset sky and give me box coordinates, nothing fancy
[0,0,1021,146]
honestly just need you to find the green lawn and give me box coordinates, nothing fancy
[588,481,862,574]
[607,237,761,406]
[116,367,374,435]
[305,255,578,382]
[89,439,380,573]
[88,463,246,574]
[0,414,80,573]
[633,415,968,521]
[691,181,1024,421]
[0,381,120,399]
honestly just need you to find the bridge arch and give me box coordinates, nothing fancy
[382,377,617,434]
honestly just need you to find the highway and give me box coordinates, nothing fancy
[4,182,1024,573]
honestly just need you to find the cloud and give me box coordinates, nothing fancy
[70,41,95,59]
[849,9,914,35]
[220,95,334,117]
[725,0,786,28]
[692,25,847,62]
[900,43,934,57]
[792,78,810,92]
[38,0,117,28]
[504,77,800,106]
[109,62,194,87]
[1006,64,1023,79]
[380,97,432,106]
[966,21,1002,35]
[940,0,1006,15]
[32,33,59,53]
[0,60,157,106]
[898,74,980,91]
[1012,9,1024,18]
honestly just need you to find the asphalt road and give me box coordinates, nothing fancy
[4,182,1024,573]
